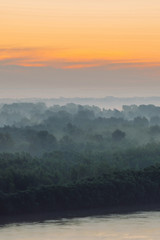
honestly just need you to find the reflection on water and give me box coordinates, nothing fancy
[0,211,160,240]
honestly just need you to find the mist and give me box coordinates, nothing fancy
[0,100,160,155]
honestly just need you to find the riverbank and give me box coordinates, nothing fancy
[0,204,160,226]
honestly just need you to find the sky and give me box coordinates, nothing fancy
[0,0,160,98]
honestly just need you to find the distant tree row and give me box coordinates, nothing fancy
[0,102,160,128]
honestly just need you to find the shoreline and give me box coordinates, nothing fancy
[0,204,160,226]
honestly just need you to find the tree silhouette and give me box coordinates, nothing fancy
[112,129,125,141]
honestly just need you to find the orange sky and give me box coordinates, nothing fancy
[0,1,160,98]
[1,0,160,69]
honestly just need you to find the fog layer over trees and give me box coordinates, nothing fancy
[1,102,160,215]
[0,102,160,155]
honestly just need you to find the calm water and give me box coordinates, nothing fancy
[0,211,160,240]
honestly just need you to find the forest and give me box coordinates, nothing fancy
[1,102,160,214]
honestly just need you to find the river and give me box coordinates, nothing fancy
[0,211,160,240]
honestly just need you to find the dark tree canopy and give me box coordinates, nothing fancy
[112,129,126,141]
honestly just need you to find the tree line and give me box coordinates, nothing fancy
[0,102,160,215]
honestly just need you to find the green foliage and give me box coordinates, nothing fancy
[0,165,160,215]
[0,102,160,215]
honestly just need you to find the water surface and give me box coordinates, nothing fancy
[0,211,160,240]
